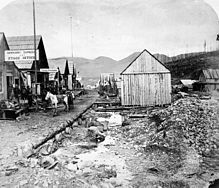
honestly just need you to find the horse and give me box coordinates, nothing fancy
[45,91,74,116]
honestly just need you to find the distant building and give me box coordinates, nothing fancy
[199,69,219,91]
[68,60,77,89]
[47,58,70,89]
[7,35,49,94]
[177,79,197,92]
[0,32,20,100]
[120,49,171,106]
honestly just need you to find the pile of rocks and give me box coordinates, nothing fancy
[119,96,218,164]
[148,97,217,156]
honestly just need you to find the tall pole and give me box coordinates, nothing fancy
[70,16,73,58]
[33,0,37,95]
[70,16,74,89]
[57,67,60,94]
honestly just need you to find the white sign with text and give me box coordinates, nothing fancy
[5,50,39,61]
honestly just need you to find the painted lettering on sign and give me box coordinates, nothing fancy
[5,50,39,61]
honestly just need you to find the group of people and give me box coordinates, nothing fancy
[11,85,33,106]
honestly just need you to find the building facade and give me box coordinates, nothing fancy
[199,69,219,91]
[48,58,70,89]
[121,49,171,106]
[7,35,49,94]
[0,33,20,100]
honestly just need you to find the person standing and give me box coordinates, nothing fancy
[27,86,32,107]
[13,84,20,104]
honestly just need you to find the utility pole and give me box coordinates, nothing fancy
[33,0,37,95]
[70,16,74,89]
[57,67,60,94]
[70,16,73,58]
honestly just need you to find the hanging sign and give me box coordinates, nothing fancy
[5,50,39,61]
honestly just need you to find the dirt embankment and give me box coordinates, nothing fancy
[0,92,218,188]
[114,96,219,188]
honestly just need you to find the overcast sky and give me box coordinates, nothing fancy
[0,0,218,18]
[0,0,218,59]
[0,0,215,15]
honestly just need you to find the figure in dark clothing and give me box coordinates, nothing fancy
[14,84,20,104]
[21,86,27,100]
[27,86,33,107]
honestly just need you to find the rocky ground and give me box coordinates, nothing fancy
[0,91,218,188]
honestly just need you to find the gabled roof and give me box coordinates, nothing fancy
[68,60,75,75]
[202,69,219,79]
[0,32,10,50]
[121,49,170,75]
[7,35,42,50]
[48,58,69,75]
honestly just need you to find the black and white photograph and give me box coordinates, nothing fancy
[0,0,218,187]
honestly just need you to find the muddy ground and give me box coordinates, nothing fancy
[0,90,218,188]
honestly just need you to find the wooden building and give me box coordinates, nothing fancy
[199,69,219,91]
[7,35,49,93]
[0,32,20,100]
[100,73,115,86]
[68,60,77,90]
[47,58,70,89]
[120,49,171,106]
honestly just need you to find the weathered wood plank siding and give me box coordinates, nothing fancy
[121,73,171,106]
[121,50,171,106]
[0,33,9,100]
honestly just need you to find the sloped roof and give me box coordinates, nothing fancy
[7,35,41,50]
[121,49,170,75]
[202,69,219,79]
[68,60,75,75]
[0,32,10,50]
[13,61,33,70]
[48,58,69,75]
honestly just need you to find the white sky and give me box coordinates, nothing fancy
[0,0,218,17]
[0,0,219,59]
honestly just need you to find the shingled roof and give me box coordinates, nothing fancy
[202,69,219,79]
[7,35,49,69]
[7,35,41,50]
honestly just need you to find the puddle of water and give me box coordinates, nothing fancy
[97,112,123,127]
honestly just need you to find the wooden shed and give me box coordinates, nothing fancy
[199,69,219,91]
[121,49,171,106]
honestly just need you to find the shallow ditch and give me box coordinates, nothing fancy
[29,111,133,187]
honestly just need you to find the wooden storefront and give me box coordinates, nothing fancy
[7,35,49,94]
[0,32,20,100]
[48,58,70,89]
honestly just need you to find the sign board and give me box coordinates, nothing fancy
[5,50,39,61]
[40,68,58,73]
[40,69,58,81]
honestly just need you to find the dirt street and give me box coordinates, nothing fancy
[0,90,98,187]
[0,91,218,188]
